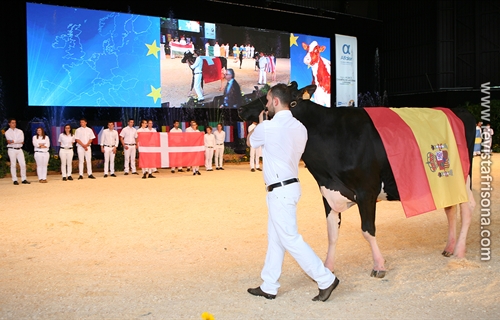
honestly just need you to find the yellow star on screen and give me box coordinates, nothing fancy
[147,85,161,104]
[290,33,299,47]
[145,40,161,58]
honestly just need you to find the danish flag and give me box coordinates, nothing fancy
[138,132,205,168]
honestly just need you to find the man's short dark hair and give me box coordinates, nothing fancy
[173,120,179,124]
[8,118,16,123]
[269,83,292,106]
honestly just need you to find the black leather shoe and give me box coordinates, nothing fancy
[220,167,224,170]
[186,168,191,172]
[124,172,129,175]
[178,169,184,172]
[247,287,276,300]
[171,170,175,173]
[104,174,108,178]
[256,168,262,171]
[67,176,73,181]
[22,180,31,184]
[88,175,96,179]
[142,174,147,179]
[216,167,220,170]
[62,177,67,181]
[78,175,83,180]
[312,277,340,302]
[132,172,139,175]
[13,181,19,185]
[251,168,255,172]
[110,174,117,177]
[197,171,201,175]
[148,174,156,178]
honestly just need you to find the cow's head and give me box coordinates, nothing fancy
[181,51,195,64]
[238,82,317,123]
[302,41,326,67]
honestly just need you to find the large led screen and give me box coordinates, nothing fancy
[26,3,331,109]
[26,3,161,108]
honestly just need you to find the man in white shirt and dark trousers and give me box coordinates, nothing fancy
[248,121,262,172]
[204,126,215,171]
[119,118,139,175]
[186,120,201,175]
[169,120,184,173]
[75,118,96,180]
[100,121,119,178]
[213,123,226,170]
[247,83,339,302]
[5,118,30,185]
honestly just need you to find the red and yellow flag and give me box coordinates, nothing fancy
[365,108,470,217]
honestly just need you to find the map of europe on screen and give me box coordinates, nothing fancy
[26,3,161,107]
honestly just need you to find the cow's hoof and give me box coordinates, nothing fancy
[442,250,453,257]
[370,269,386,278]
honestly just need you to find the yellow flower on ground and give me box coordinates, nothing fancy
[1,129,5,135]
[201,312,215,320]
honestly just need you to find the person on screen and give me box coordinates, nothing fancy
[75,118,96,180]
[214,41,220,57]
[187,52,204,101]
[239,50,244,69]
[5,118,30,185]
[258,52,268,84]
[220,69,242,109]
[32,127,50,183]
[233,44,238,62]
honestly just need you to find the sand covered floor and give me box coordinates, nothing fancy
[0,155,498,319]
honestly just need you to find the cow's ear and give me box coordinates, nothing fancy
[302,42,309,50]
[298,85,317,100]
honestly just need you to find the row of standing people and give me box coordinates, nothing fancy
[5,117,237,184]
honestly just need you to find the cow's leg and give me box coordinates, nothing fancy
[325,207,341,272]
[443,205,457,257]
[447,175,475,258]
[319,188,352,272]
[454,201,472,258]
[358,194,386,278]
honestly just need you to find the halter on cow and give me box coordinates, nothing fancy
[238,82,476,278]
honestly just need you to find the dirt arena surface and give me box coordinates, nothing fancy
[0,154,498,319]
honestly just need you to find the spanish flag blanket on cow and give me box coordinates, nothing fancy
[365,107,470,217]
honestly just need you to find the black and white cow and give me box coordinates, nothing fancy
[238,82,476,278]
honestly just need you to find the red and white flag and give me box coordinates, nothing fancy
[138,132,205,168]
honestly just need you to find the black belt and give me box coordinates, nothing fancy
[61,147,73,149]
[125,143,136,146]
[266,178,299,192]
[207,146,213,148]
[35,151,48,153]
[103,145,116,147]
[8,147,21,150]
[216,143,224,145]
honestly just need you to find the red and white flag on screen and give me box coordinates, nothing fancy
[138,132,205,168]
